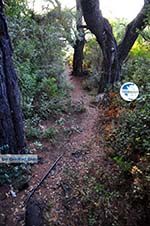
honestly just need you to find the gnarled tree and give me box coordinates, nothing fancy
[72,0,85,76]
[80,0,150,93]
[0,1,25,153]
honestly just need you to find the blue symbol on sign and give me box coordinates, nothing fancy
[120,82,139,101]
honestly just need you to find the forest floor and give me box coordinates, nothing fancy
[0,68,109,226]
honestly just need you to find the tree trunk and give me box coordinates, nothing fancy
[98,18,121,93]
[0,2,25,153]
[72,0,85,76]
[80,0,150,93]
[73,37,85,76]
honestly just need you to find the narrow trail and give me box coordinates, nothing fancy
[0,69,105,226]
[43,70,105,225]
[67,69,98,149]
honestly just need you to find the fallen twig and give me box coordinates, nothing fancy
[25,154,63,204]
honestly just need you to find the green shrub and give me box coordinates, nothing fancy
[108,96,150,160]
[25,117,42,140]
[42,127,58,139]
[122,57,150,93]
[84,38,102,72]
[0,164,30,190]
[40,77,58,97]
[26,126,42,140]
[7,3,70,120]
[102,55,150,225]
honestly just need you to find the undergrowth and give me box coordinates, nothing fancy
[60,56,150,226]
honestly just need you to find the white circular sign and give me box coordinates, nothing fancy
[120,82,139,101]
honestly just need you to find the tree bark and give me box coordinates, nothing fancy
[80,0,150,93]
[98,18,121,93]
[72,0,85,76]
[0,2,25,153]
[118,2,150,64]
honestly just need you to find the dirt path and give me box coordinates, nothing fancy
[0,69,105,226]
[42,70,104,225]
[67,69,98,149]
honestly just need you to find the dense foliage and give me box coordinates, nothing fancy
[0,0,74,186]
[61,56,150,226]
[105,55,150,225]
[6,0,74,121]
[62,54,150,226]
[0,2,149,225]
[62,18,150,226]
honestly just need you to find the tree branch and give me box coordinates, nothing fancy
[118,1,150,63]
[80,0,104,46]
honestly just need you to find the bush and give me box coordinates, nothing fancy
[42,127,58,139]
[102,55,150,225]
[108,95,150,160]
[40,77,58,97]
[122,57,150,92]
[0,164,30,190]
[7,2,70,120]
